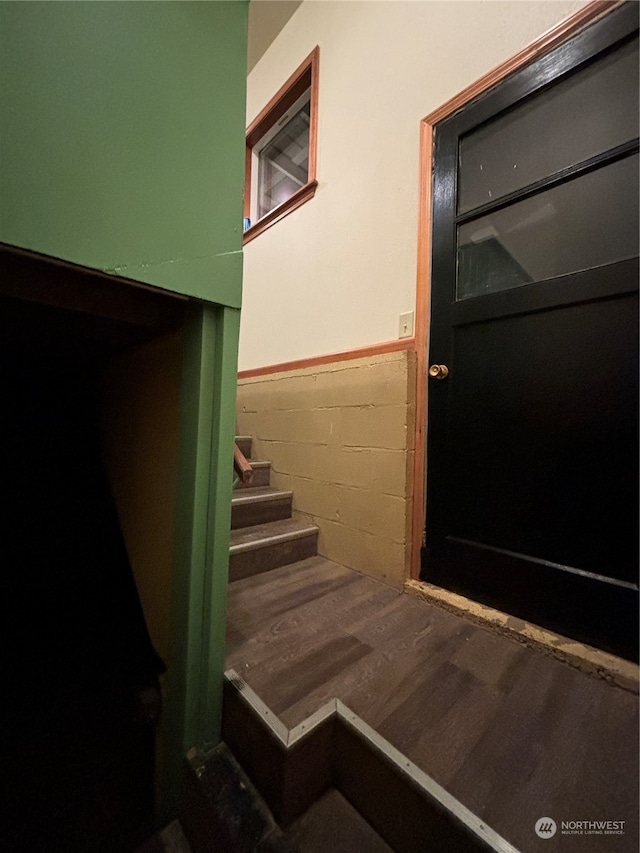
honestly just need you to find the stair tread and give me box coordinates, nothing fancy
[232,486,293,504]
[230,518,318,550]
[284,789,393,853]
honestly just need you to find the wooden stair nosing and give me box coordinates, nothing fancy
[229,534,318,582]
[231,488,294,531]
[222,670,521,853]
[230,522,318,556]
[229,521,319,582]
[231,487,293,506]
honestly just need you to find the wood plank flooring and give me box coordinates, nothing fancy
[226,556,639,853]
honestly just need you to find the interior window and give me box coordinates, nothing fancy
[244,48,318,243]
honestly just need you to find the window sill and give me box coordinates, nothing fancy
[243,180,318,245]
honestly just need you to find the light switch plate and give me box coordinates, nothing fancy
[399,311,414,338]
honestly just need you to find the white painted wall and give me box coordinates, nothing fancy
[240,0,588,371]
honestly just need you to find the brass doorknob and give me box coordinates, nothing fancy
[428,364,449,380]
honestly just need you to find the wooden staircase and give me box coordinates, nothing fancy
[229,436,318,583]
[154,434,524,852]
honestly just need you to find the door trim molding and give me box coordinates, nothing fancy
[411,0,624,580]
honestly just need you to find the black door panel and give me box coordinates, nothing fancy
[423,5,639,660]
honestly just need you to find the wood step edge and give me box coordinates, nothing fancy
[231,489,293,505]
[229,524,318,556]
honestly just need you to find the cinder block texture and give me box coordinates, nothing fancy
[237,351,416,587]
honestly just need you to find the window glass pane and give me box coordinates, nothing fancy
[458,37,639,214]
[457,154,639,300]
[258,99,310,219]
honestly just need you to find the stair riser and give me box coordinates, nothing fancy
[234,437,252,459]
[229,533,318,582]
[222,673,515,852]
[235,465,270,489]
[231,496,292,530]
[222,678,332,827]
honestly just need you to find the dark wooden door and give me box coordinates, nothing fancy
[423,5,639,661]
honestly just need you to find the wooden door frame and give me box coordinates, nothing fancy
[410,0,624,580]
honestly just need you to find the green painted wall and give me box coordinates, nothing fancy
[0,1,247,306]
[0,1,247,818]
[163,303,239,815]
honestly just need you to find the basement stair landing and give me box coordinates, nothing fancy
[225,556,639,853]
[218,435,637,851]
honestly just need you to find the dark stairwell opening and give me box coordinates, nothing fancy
[0,245,185,852]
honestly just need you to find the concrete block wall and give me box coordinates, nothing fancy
[236,350,416,587]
